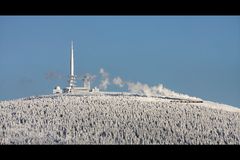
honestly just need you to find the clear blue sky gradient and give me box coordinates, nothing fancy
[0,16,239,107]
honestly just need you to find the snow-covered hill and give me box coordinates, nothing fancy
[0,94,239,144]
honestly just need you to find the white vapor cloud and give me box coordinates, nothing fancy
[126,81,200,100]
[99,68,110,90]
[112,76,125,88]
[94,68,200,100]
[126,82,152,97]
[111,75,200,100]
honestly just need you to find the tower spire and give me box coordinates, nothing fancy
[69,40,75,88]
[70,41,74,76]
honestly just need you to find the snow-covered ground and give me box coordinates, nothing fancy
[0,94,239,144]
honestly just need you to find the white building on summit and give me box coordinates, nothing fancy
[53,41,98,94]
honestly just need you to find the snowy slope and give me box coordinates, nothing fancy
[0,94,239,144]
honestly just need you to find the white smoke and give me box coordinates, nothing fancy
[99,68,110,90]
[126,82,152,96]
[112,76,200,100]
[97,68,200,100]
[112,77,125,88]
[126,82,197,99]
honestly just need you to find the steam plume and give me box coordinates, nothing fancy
[66,67,200,100]
[111,75,200,100]
[84,73,96,82]
[99,68,110,90]
[126,82,192,99]
[112,76,125,88]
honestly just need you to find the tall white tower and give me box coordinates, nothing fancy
[69,41,76,88]
[54,41,95,94]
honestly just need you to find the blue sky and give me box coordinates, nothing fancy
[0,16,239,107]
